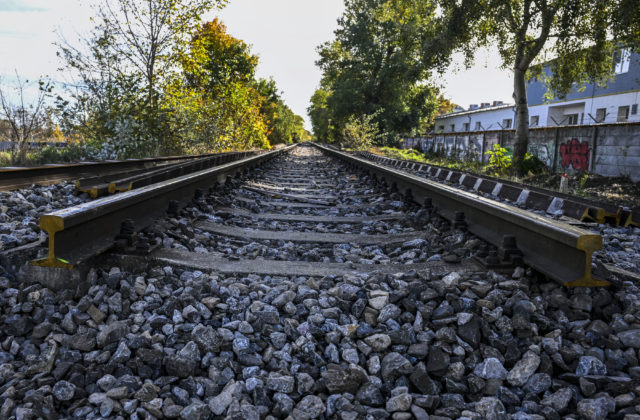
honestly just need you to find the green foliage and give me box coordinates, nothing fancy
[485,144,512,176]
[514,152,548,176]
[0,142,87,167]
[377,146,485,172]
[379,147,428,162]
[55,2,306,159]
[612,0,640,49]
[184,18,259,94]
[308,88,332,142]
[341,114,379,150]
[431,0,626,161]
[256,78,308,145]
[172,19,270,151]
[56,0,227,158]
[574,173,590,197]
[309,0,442,144]
[31,143,87,165]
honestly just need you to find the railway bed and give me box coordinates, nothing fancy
[0,144,639,419]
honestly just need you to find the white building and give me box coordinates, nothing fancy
[434,101,515,133]
[434,48,640,131]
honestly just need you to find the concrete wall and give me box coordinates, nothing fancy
[401,122,640,181]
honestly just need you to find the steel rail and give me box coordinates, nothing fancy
[107,151,256,194]
[314,143,607,287]
[0,150,251,191]
[31,145,296,268]
[75,151,257,198]
[356,151,637,227]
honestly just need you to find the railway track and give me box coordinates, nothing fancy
[26,143,604,287]
[1,143,639,418]
[0,150,258,192]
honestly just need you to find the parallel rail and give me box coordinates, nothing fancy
[315,144,607,287]
[32,145,295,268]
[0,150,254,191]
[357,151,638,227]
[76,151,256,198]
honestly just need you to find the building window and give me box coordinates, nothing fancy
[566,114,579,125]
[530,116,539,126]
[632,104,638,115]
[463,122,470,131]
[502,119,512,129]
[450,124,455,132]
[618,106,630,122]
[475,121,482,130]
[438,125,444,132]
[595,108,607,123]
[614,49,631,74]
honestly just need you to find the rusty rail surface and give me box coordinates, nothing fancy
[315,143,606,287]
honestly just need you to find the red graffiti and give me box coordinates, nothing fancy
[559,139,591,171]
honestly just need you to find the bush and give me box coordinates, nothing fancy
[514,152,548,175]
[30,142,87,165]
[341,114,379,150]
[485,144,512,175]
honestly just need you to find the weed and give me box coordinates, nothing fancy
[574,173,589,196]
[485,144,512,176]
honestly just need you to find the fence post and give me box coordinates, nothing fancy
[552,127,560,172]
[590,125,598,172]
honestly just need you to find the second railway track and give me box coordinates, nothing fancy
[1,143,640,418]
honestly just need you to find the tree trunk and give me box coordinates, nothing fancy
[513,66,529,166]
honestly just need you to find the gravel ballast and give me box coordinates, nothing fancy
[0,146,639,419]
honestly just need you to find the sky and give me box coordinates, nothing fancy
[0,0,514,129]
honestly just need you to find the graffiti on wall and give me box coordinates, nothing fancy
[528,141,555,168]
[559,138,591,171]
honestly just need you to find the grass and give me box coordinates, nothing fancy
[373,146,487,174]
[0,146,85,167]
[369,146,640,207]
[0,152,11,167]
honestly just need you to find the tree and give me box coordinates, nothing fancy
[421,95,460,132]
[57,0,225,157]
[171,19,269,151]
[308,88,332,141]
[255,77,307,145]
[311,0,442,143]
[612,0,640,49]
[433,0,621,165]
[183,18,258,95]
[436,96,459,117]
[0,73,52,162]
[341,113,379,150]
[94,0,225,111]
[57,3,303,157]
